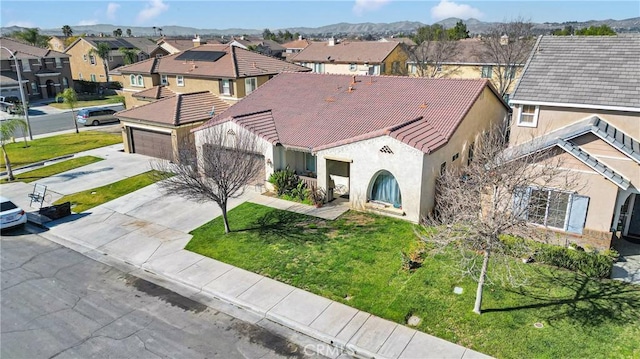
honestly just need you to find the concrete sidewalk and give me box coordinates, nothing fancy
[41,189,491,359]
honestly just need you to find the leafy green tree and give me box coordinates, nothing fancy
[575,24,616,35]
[126,28,132,37]
[1,118,28,181]
[61,25,73,37]
[447,20,470,40]
[113,28,122,37]
[283,30,293,42]
[119,47,138,65]
[262,28,273,40]
[413,24,449,43]
[11,28,50,47]
[552,25,574,36]
[56,88,79,134]
[89,42,112,82]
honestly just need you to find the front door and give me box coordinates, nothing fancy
[627,194,640,238]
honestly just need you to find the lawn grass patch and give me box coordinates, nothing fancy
[48,95,123,109]
[54,170,162,213]
[188,203,640,359]
[1,156,103,183]
[1,131,122,168]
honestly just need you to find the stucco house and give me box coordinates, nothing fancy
[507,35,640,249]
[195,72,510,222]
[0,37,73,100]
[291,39,408,76]
[281,37,312,61]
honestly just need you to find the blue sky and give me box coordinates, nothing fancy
[1,1,638,30]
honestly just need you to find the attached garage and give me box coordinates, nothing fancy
[130,128,173,160]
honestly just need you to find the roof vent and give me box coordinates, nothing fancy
[325,96,336,102]
[380,145,393,154]
[347,86,354,93]
[419,102,428,109]
[209,105,215,116]
[351,75,357,84]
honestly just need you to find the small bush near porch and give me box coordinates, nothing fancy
[187,203,640,359]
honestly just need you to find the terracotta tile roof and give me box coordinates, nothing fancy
[199,72,507,153]
[291,41,400,64]
[116,91,229,126]
[281,39,312,49]
[158,38,197,51]
[132,85,176,100]
[115,44,310,78]
[408,38,534,65]
[0,37,68,60]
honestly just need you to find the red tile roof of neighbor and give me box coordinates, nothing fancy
[0,37,68,60]
[281,38,312,49]
[113,44,310,78]
[291,41,400,63]
[198,72,508,154]
[132,85,176,100]
[116,91,230,126]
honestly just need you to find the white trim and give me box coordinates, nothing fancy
[35,72,61,77]
[510,100,640,113]
[176,75,184,87]
[122,88,143,93]
[517,104,539,127]
[122,122,174,134]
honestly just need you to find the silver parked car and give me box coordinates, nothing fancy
[0,196,27,230]
[76,107,119,126]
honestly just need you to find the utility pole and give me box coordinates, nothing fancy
[1,46,33,140]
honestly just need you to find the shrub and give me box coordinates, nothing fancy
[268,167,300,196]
[290,180,309,201]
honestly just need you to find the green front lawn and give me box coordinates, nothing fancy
[54,170,162,213]
[187,203,640,359]
[48,95,124,109]
[1,131,122,168]
[1,156,103,183]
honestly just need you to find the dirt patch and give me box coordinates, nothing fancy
[345,212,375,225]
[231,321,305,358]
[125,275,207,313]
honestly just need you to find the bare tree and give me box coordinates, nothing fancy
[152,126,264,234]
[420,124,581,314]
[477,18,536,97]
[406,24,460,78]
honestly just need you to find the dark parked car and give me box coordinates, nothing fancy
[76,108,119,126]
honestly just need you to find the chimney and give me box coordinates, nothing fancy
[328,37,335,46]
[500,34,509,46]
[193,34,201,47]
[298,35,303,41]
[351,75,356,84]
[241,35,246,40]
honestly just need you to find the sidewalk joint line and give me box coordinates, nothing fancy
[200,264,235,288]
[308,299,335,327]
[377,323,399,354]
[396,330,418,359]
[236,276,264,298]
[343,312,371,346]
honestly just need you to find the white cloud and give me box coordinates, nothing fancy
[136,0,169,24]
[430,0,483,21]
[106,3,121,20]
[77,19,99,26]
[5,21,35,28]
[352,0,392,16]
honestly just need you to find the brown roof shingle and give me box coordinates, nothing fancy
[131,85,176,100]
[291,41,400,64]
[116,91,230,126]
[115,44,310,78]
[0,37,68,60]
[199,72,507,153]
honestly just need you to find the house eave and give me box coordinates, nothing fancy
[509,100,640,113]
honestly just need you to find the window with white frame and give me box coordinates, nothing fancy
[30,82,38,94]
[513,187,589,234]
[176,75,184,87]
[313,63,324,73]
[89,55,96,65]
[130,74,136,86]
[504,66,516,80]
[55,57,62,68]
[90,74,96,82]
[79,73,83,80]
[481,65,492,78]
[137,75,144,87]
[518,105,539,127]
[244,77,257,94]
[161,74,168,85]
[349,63,357,72]
[21,59,31,72]
[221,79,231,95]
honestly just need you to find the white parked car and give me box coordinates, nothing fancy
[0,196,27,230]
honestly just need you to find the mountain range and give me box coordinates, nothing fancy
[1,17,638,38]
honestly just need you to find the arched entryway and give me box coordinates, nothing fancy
[46,80,55,98]
[369,170,402,208]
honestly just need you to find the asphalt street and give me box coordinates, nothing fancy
[1,226,320,359]
[24,104,125,136]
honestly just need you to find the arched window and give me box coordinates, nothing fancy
[130,74,136,85]
[370,171,402,208]
[137,75,144,86]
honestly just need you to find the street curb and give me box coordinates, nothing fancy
[0,154,75,177]
[39,229,378,359]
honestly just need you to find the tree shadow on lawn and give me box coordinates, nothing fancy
[482,266,640,327]
[234,210,332,244]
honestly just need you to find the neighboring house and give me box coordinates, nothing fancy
[112,43,310,109]
[64,37,157,83]
[291,39,408,76]
[507,35,640,249]
[406,38,533,98]
[116,91,230,160]
[229,37,286,58]
[195,72,510,222]
[48,35,69,52]
[281,36,312,61]
[150,35,221,57]
[379,37,416,46]
[0,37,73,100]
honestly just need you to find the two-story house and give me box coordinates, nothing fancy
[291,39,408,76]
[113,43,310,160]
[506,35,640,250]
[64,37,157,84]
[0,37,73,100]
[281,36,312,61]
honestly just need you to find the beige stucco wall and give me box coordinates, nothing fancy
[118,73,158,108]
[509,105,640,147]
[382,45,409,76]
[571,133,640,185]
[408,64,523,94]
[65,40,125,82]
[307,62,382,75]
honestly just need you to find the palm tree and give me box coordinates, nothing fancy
[61,25,73,37]
[152,26,157,36]
[157,28,163,37]
[113,28,122,37]
[12,28,50,47]
[1,118,28,181]
[89,42,112,83]
[56,89,79,134]
[119,47,138,65]
[126,28,132,37]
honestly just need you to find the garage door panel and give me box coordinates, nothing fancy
[131,128,173,160]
